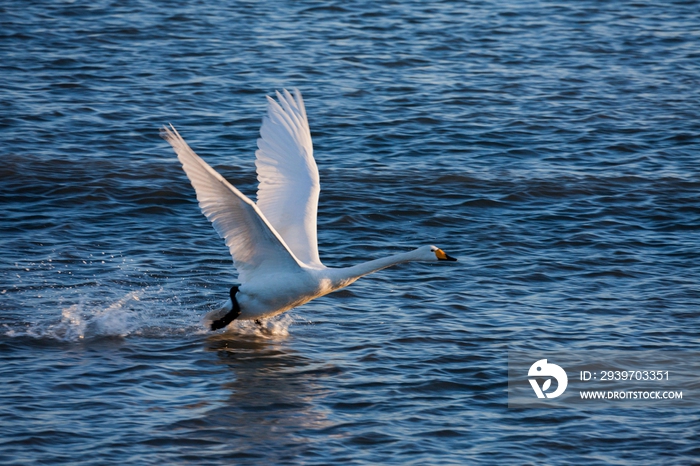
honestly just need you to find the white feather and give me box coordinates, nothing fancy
[160,124,302,285]
[255,89,321,267]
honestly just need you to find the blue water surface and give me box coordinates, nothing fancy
[1,1,699,464]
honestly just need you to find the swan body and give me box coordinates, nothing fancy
[162,89,457,329]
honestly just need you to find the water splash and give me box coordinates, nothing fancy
[4,290,144,341]
[3,285,305,342]
[215,313,299,339]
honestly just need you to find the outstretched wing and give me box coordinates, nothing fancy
[255,89,322,267]
[162,125,303,284]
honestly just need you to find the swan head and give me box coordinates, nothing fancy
[415,245,458,262]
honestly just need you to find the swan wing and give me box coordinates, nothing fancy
[162,125,302,284]
[255,89,322,267]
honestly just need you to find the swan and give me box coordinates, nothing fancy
[161,89,457,331]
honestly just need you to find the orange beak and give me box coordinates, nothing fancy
[435,248,457,262]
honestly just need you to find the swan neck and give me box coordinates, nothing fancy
[335,250,415,285]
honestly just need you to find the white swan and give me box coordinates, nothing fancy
[162,89,457,330]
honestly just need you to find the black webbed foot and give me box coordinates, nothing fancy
[253,319,270,334]
[211,285,241,331]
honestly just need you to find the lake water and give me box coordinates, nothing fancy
[1,1,699,464]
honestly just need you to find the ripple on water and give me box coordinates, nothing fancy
[1,0,700,464]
